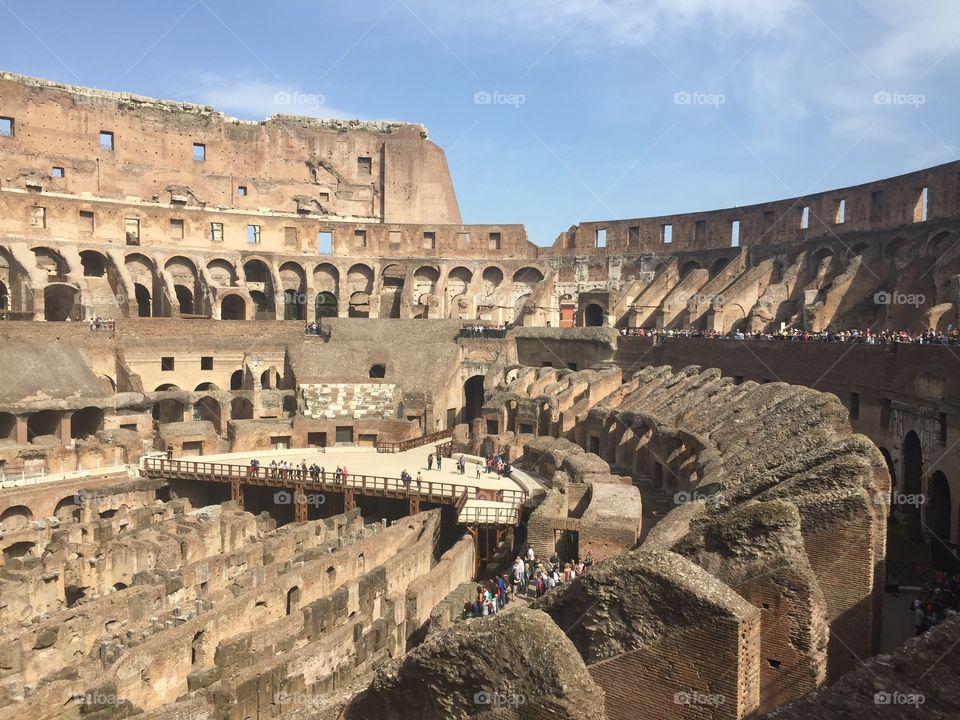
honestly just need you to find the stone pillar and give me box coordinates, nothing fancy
[15,416,28,445]
[344,490,356,512]
[294,486,308,523]
[60,412,72,446]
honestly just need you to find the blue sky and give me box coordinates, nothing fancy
[1,0,957,245]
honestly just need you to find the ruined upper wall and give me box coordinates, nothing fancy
[0,72,462,225]
[546,160,960,255]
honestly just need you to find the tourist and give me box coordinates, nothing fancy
[342,465,349,484]
[475,463,481,479]
[270,459,278,479]
[436,452,442,471]
[300,459,308,481]
[335,465,342,481]
[427,453,433,471]
[583,550,594,572]
[416,470,423,490]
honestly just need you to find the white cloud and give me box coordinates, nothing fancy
[183,73,359,121]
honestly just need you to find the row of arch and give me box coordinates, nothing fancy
[0,407,104,442]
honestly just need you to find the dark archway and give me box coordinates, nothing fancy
[174,285,194,315]
[878,447,896,502]
[0,411,15,440]
[27,410,60,441]
[710,257,730,278]
[193,397,222,434]
[260,370,272,389]
[0,505,33,531]
[54,496,80,522]
[134,283,152,317]
[230,370,244,391]
[0,279,7,311]
[231,397,254,420]
[679,261,701,279]
[153,398,184,424]
[902,431,924,542]
[79,250,107,277]
[286,586,301,615]
[463,375,485,426]
[71,407,104,440]
[283,289,304,320]
[929,472,956,572]
[349,292,370,318]
[221,295,246,321]
[195,382,219,392]
[584,303,604,327]
[250,291,274,320]
[315,291,337,319]
[43,284,78,321]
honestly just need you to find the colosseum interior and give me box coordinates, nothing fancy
[1,71,959,719]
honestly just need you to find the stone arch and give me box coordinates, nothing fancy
[709,257,730,278]
[810,246,834,271]
[512,293,532,324]
[723,303,747,332]
[31,246,70,277]
[286,586,301,615]
[463,375,484,425]
[195,382,219,392]
[346,264,374,294]
[231,397,254,420]
[679,260,702,279]
[482,266,504,296]
[193,396,221,434]
[884,237,910,262]
[512,267,544,286]
[313,263,339,294]
[926,231,954,260]
[54,496,80,522]
[929,471,951,546]
[134,283,152,317]
[43,284,79,321]
[902,430,923,541]
[878,447,896,492]
[279,261,307,291]
[221,294,246,321]
[174,285,194,315]
[583,303,604,327]
[447,267,473,319]
[71,406,103,440]
[250,290,274,320]
[380,264,405,319]
[207,258,239,288]
[79,250,108,277]
[283,289,305,320]
[0,505,33,531]
[152,395,185,424]
[230,370,244,390]
[315,291,337,319]
[166,256,201,314]
[349,291,370,318]
[27,410,60,441]
[413,265,440,296]
[0,411,15,440]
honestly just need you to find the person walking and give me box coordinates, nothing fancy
[427,453,433,471]
[436,452,442,471]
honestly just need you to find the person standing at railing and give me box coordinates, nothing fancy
[416,471,422,490]
[342,466,349,485]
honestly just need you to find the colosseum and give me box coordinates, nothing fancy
[1,71,959,719]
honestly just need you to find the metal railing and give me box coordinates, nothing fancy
[141,456,526,508]
[376,429,453,454]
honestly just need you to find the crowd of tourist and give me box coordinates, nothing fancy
[245,458,353,484]
[88,317,115,332]
[463,546,594,618]
[458,323,510,339]
[620,326,960,345]
[904,568,960,635]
